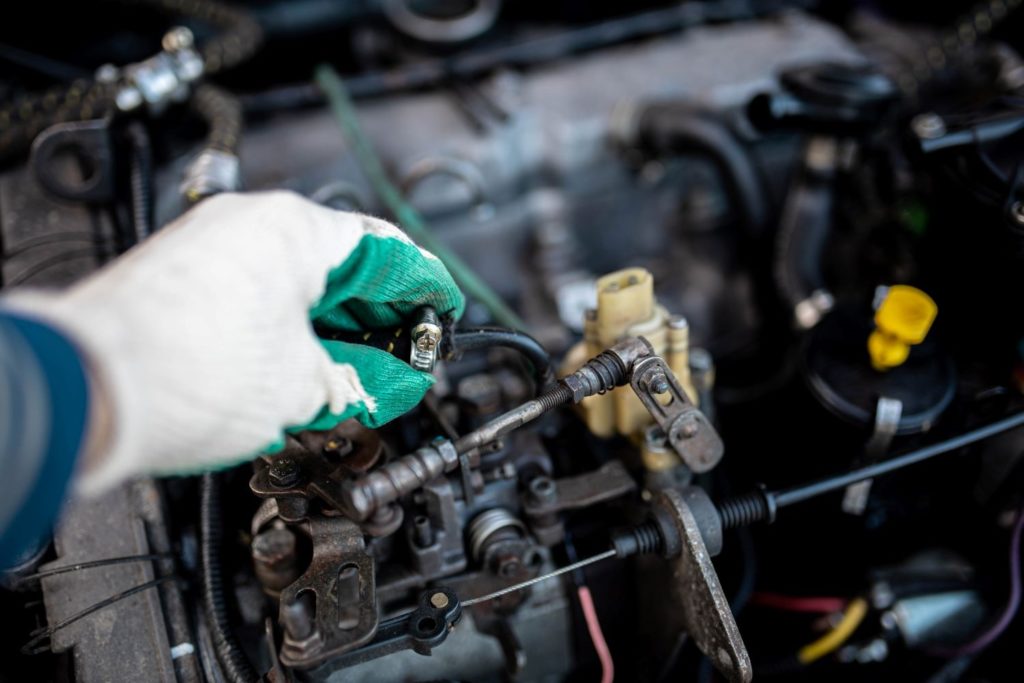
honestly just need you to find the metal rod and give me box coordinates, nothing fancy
[773,411,1024,508]
[461,549,618,606]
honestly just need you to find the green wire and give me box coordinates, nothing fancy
[314,64,529,332]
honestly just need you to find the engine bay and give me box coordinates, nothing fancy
[3,1,1024,681]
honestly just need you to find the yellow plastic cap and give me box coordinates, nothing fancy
[868,285,937,371]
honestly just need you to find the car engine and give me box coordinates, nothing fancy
[3,1,1024,681]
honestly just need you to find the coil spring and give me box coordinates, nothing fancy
[717,490,772,530]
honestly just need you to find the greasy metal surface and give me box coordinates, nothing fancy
[279,517,379,668]
[250,420,383,520]
[522,461,636,517]
[40,482,199,683]
[631,356,724,473]
[311,586,462,676]
[294,420,383,474]
[653,489,752,683]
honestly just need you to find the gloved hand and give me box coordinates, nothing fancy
[5,191,464,495]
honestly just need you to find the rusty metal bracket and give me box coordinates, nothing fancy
[630,355,724,473]
[250,421,382,522]
[523,461,636,518]
[523,461,636,546]
[653,489,752,683]
[278,517,379,669]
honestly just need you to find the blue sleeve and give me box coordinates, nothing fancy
[0,311,90,569]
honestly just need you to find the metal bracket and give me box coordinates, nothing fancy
[523,461,636,545]
[250,421,382,522]
[630,356,724,473]
[278,517,379,669]
[30,120,116,203]
[654,489,752,683]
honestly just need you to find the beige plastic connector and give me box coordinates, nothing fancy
[561,267,697,441]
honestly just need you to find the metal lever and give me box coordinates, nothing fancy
[629,355,724,473]
[310,587,462,676]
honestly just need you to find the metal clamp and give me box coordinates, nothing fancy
[630,356,724,473]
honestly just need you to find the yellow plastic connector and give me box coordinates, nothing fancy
[867,285,937,371]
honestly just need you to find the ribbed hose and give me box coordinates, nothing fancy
[0,79,116,164]
[0,0,261,165]
[125,122,154,243]
[200,474,258,683]
[859,0,1023,101]
[190,83,242,154]
[135,0,264,75]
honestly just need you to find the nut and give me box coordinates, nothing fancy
[268,457,301,488]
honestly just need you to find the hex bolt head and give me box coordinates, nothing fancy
[649,373,670,394]
[430,592,450,609]
[673,414,700,439]
[911,112,946,140]
[269,457,301,488]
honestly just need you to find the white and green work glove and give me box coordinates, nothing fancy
[6,191,464,495]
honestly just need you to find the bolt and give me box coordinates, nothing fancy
[911,112,946,140]
[673,415,700,440]
[649,373,670,394]
[528,476,557,504]
[498,556,523,578]
[430,592,450,609]
[1012,200,1024,226]
[162,26,195,52]
[269,457,301,488]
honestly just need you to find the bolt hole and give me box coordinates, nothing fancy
[417,616,438,633]
[530,478,554,495]
[526,550,543,568]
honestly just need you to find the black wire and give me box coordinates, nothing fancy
[453,327,555,393]
[18,553,173,582]
[0,42,90,80]
[21,576,177,655]
[773,411,1024,508]
[200,473,259,683]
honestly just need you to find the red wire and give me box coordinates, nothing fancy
[577,586,614,683]
[750,592,848,614]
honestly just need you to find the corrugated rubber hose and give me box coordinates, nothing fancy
[200,473,259,683]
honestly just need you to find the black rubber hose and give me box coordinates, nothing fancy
[632,104,769,233]
[453,327,556,392]
[191,83,242,155]
[773,158,834,316]
[200,473,259,683]
[0,79,117,165]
